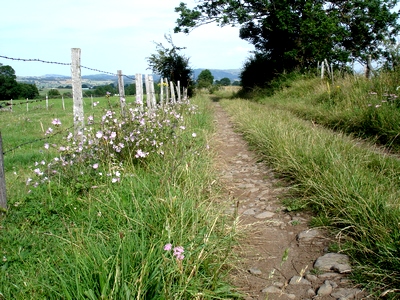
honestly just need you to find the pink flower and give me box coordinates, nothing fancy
[93,163,99,169]
[164,243,172,251]
[52,118,62,126]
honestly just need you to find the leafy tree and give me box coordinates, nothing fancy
[125,83,136,96]
[47,89,61,98]
[216,77,231,86]
[175,0,400,88]
[17,83,39,99]
[197,69,214,88]
[0,64,19,100]
[147,34,194,96]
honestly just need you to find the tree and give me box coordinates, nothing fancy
[175,0,400,88]
[17,83,39,99]
[147,34,194,96]
[197,69,214,88]
[0,64,19,100]
[47,89,61,98]
[216,77,231,86]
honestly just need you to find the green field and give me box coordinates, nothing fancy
[0,95,240,299]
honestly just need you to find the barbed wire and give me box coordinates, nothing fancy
[0,55,136,81]
[2,125,74,155]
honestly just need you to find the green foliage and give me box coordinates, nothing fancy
[0,95,240,299]
[196,69,214,88]
[0,64,40,100]
[175,0,400,89]
[47,89,61,98]
[216,77,231,86]
[147,34,194,97]
[0,64,19,100]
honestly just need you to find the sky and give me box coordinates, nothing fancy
[0,0,254,77]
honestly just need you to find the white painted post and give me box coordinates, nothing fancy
[177,81,181,102]
[160,78,164,106]
[170,81,176,104]
[135,73,143,110]
[0,132,7,211]
[117,70,126,116]
[46,95,49,110]
[148,75,156,108]
[165,78,169,104]
[321,63,325,80]
[71,48,84,139]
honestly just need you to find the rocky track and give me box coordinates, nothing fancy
[212,102,368,300]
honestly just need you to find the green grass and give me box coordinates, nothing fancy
[0,95,240,299]
[219,82,400,296]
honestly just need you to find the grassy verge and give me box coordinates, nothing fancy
[246,71,400,151]
[0,95,239,299]
[220,98,400,297]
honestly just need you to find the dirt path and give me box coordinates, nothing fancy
[212,102,368,300]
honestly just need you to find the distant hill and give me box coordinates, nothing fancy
[16,69,242,88]
[193,69,241,82]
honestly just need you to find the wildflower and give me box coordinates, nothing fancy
[96,131,103,139]
[92,163,99,169]
[87,115,94,124]
[164,243,172,251]
[111,178,119,183]
[93,101,99,107]
[173,246,185,260]
[26,178,32,185]
[135,149,148,158]
[52,118,62,126]
[34,168,43,176]
[192,133,197,138]
[45,127,53,135]
[375,104,381,108]
[44,143,49,150]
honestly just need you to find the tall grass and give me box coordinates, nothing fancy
[249,70,400,151]
[0,95,240,299]
[220,98,400,296]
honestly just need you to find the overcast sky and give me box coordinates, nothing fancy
[0,0,253,77]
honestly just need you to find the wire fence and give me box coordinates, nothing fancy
[0,55,135,80]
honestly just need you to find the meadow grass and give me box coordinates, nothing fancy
[219,95,400,296]
[0,95,240,299]
[250,71,400,151]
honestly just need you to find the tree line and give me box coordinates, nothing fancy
[0,64,39,100]
[173,0,400,90]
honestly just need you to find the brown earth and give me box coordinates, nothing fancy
[211,101,369,300]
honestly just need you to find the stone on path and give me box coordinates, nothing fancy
[314,253,352,273]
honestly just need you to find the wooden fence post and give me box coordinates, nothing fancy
[177,81,181,102]
[135,73,143,110]
[366,55,373,79]
[321,63,325,80]
[117,70,126,116]
[0,132,7,211]
[165,78,169,104]
[170,82,176,104]
[62,96,65,110]
[46,95,49,110]
[71,48,84,139]
[148,75,156,108]
[160,78,164,106]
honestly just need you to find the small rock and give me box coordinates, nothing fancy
[305,274,318,282]
[255,211,275,219]
[332,263,352,274]
[286,294,296,299]
[307,288,316,297]
[243,208,256,215]
[248,267,262,275]
[289,276,311,285]
[262,286,281,294]
[314,253,351,273]
[317,281,333,296]
[331,288,363,299]
[297,228,324,243]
